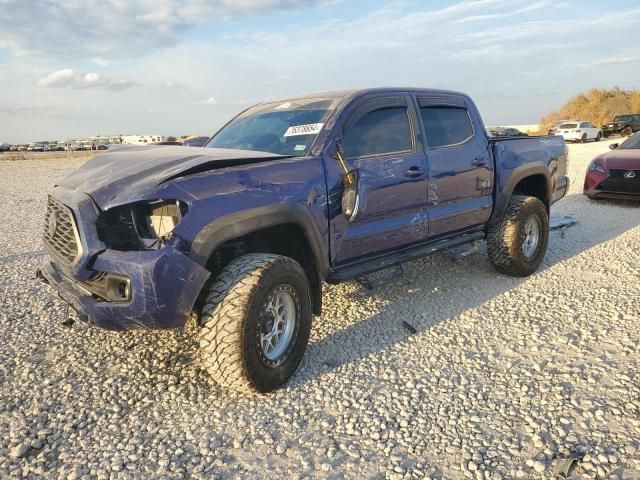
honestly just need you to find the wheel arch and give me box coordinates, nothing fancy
[489,165,552,226]
[190,204,328,315]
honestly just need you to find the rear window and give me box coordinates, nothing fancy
[420,107,474,148]
[559,123,578,129]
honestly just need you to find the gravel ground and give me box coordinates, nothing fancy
[1,140,639,479]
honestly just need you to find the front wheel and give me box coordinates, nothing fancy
[581,133,587,143]
[198,254,313,393]
[487,196,549,277]
[595,132,602,142]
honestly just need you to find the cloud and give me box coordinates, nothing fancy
[194,97,218,105]
[0,0,338,59]
[162,81,185,89]
[575,54,640,68]
[38,69,139,91]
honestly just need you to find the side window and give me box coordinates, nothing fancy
[420,107,474,148]
[342,107,412,158]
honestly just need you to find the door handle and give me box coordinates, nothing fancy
[472,156,488,166]
[404,166,424,178]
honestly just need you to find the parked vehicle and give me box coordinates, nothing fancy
[27,142,50,152]
[601,114,640,138]
[547,120,572,136]
[0,142,11,152]
[584,132,640,200]
[9,144,20,152]
[38,88,569,393]
[553,120,601,143]
[17,145,27,151]
[487,127,527,137]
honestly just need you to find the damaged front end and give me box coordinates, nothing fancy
[38,186,210,331]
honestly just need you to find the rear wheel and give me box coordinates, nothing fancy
[622,126,633,137]
[198,254,313,393]
[487,196,549,277]
[595,132,602,142]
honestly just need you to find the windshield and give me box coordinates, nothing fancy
[559,123,578,129]
[206,97,341,156]
[613,115,632,122]
[619,132,640,149]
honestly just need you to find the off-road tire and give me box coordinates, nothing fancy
[622,126,633,137]
[198,254,312,393]
[603,132,609,138]
[487,196,549,277]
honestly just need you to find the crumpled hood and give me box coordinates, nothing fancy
[596,149,640,170]
[57,145,287,210]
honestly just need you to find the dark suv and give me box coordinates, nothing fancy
[602,114,640,138]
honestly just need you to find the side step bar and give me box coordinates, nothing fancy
[326,230,485,283]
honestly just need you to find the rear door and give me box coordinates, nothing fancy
[326,95,430,265]
[416,94,493,238]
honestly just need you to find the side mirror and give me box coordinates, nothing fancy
[609,143,619,150]
[342,169,359,222]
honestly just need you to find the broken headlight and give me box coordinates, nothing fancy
[97,200,189,250]
[132,200,188,241]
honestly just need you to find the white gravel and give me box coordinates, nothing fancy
[1,139,639,479]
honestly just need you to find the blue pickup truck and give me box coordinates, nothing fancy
[39,88,569,392]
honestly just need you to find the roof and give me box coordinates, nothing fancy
[269,87,470,103]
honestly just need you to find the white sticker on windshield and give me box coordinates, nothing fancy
[275,102,292,110]
[294,144,306,151]
[284,123,324,137]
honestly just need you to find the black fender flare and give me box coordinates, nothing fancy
[190,203,329,274]
[189,204,330,315]
[489,163,552,226]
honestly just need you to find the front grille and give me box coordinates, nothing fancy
[43,196,82,264]
[597,169,640,194]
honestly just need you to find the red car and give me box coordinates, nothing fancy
[584,133,640,200]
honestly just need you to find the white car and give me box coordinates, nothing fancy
[552,120,601,143]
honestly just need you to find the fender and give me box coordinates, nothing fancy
[488,162,552,226]
[189,203,330,277]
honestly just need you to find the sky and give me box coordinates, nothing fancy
[1,0,639,143]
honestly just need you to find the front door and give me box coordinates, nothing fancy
[417,95,493,238]
[325,95,430,266]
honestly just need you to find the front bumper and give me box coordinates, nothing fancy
[601,126,622,136]
[39,243,210,331]
[583,170,640,200]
